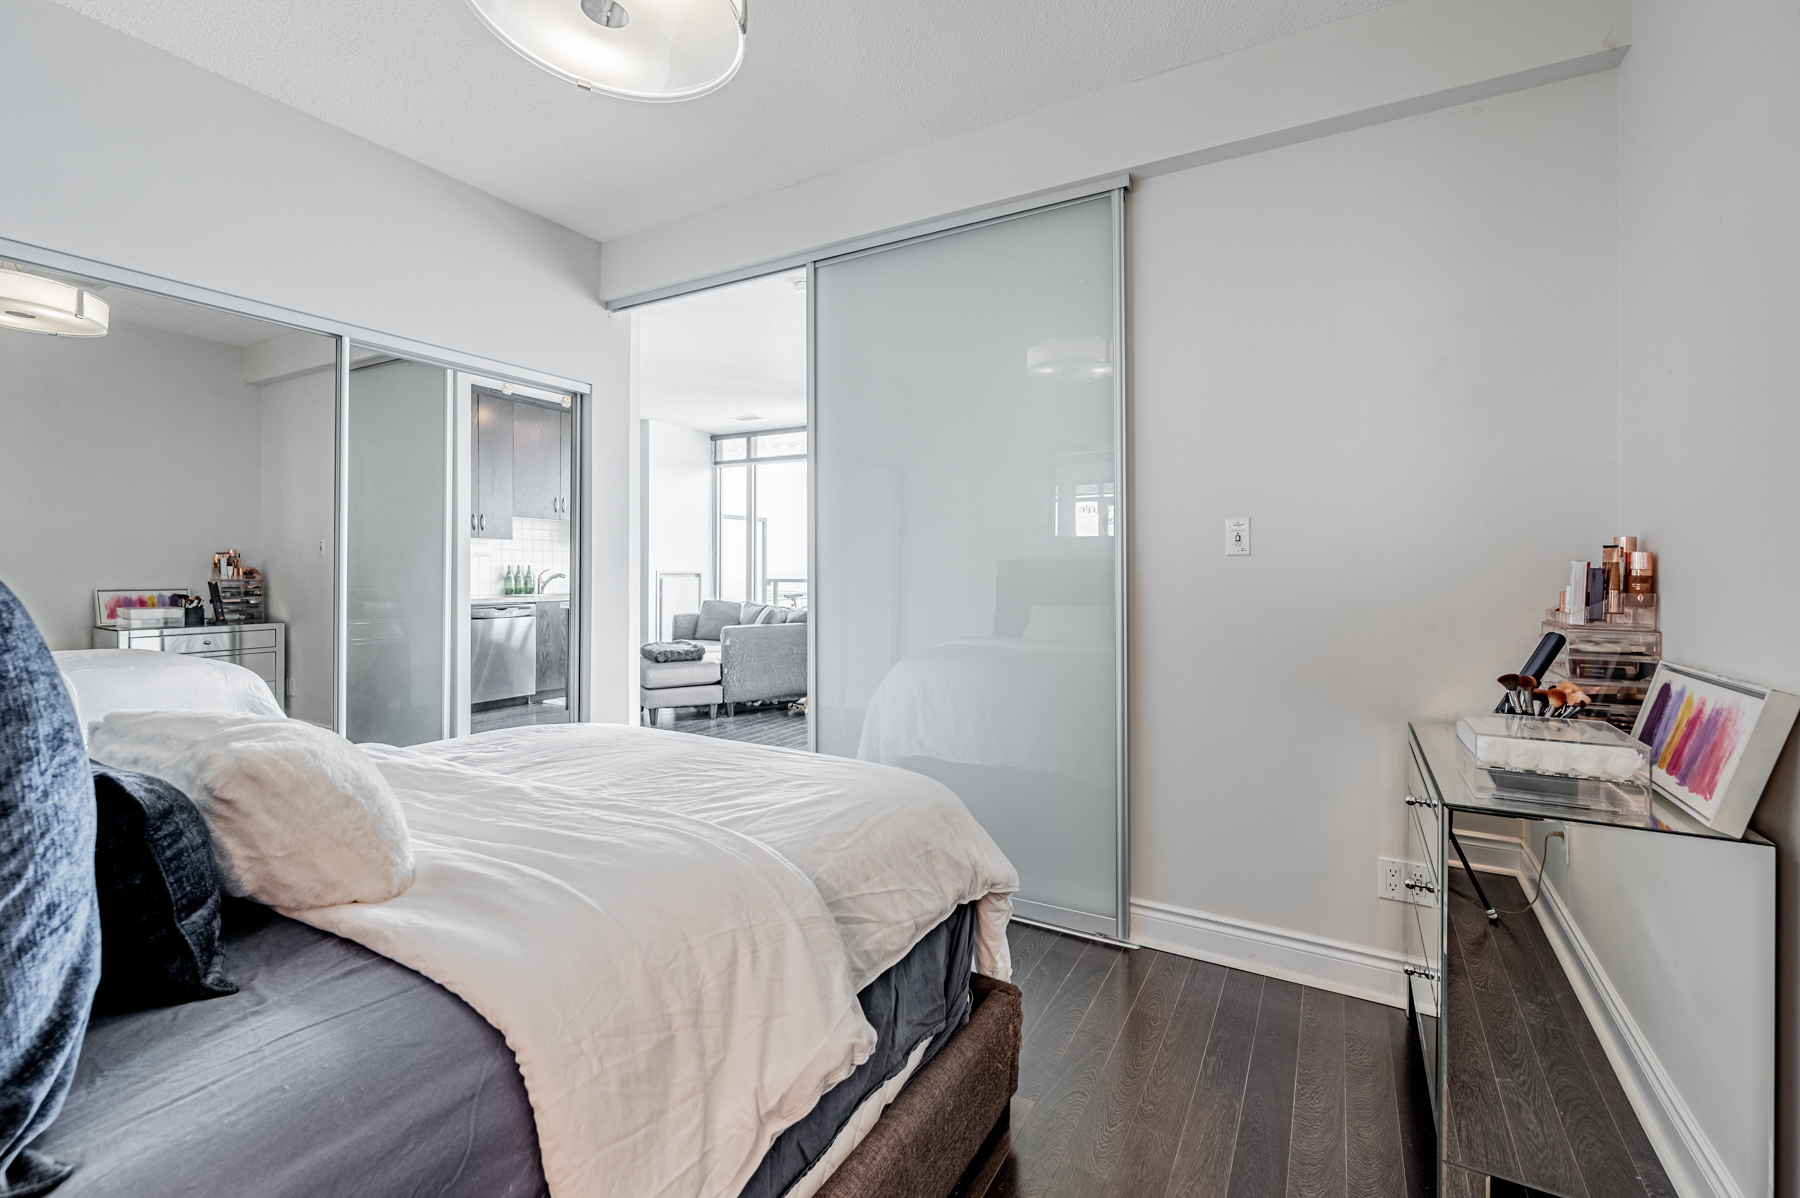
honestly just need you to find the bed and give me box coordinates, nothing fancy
[32,650,1024,1198]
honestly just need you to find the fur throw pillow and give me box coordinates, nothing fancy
[88,711,414,910]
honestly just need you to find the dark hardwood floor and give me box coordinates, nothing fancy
[958,923,1437,1198]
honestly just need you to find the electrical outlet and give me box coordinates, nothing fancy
[1377,857,1404,902]
[1403,860,1438,907]
[1379,857,1436,905]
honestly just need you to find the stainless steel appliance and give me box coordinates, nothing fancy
[471,604,537,704]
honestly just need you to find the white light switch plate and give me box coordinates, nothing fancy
[1225,518,1250,556]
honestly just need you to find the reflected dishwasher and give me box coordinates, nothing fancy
[471,603,537,704]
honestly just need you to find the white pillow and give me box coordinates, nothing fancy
[88,710,414,910]
[1020,604,1114,645]
[54,649,284,742]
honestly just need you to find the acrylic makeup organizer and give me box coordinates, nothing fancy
[1540,597,1660,732]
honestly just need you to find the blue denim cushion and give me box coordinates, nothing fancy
[0,580,101,1195]
[91,766,235,1012]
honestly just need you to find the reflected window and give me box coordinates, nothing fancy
[714,428,807,608]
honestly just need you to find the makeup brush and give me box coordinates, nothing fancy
[1497,673,1522,714]
[1546,687,1568,715]
[1531,689,1551,716]
[1516,675,1539,716]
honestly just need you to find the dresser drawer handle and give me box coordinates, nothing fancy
[1404,878,1437,895]
[1404,964,1438,981]
[1403,793,1438,809]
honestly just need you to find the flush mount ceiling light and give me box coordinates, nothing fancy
[464,0,746,103]
[0,265,109,337]
[1026,337,1112,382]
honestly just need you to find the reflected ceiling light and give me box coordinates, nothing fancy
[464,0,746,103]
[0,266,109,337]
[1026,337,1111,382]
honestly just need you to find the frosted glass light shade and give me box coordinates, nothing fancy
[0,271,109,337]
[1026,336,1112,380]
[465,0,744,103]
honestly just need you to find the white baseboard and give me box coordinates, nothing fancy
[1121,828,1546,1009]
[1534,876,1743,1198]
[1128,898,1411,1008]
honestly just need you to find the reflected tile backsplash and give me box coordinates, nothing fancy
[472,517,571,598]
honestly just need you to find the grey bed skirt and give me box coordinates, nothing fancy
[34,898,979,1198]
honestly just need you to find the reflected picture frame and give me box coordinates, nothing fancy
[94,588,190,628]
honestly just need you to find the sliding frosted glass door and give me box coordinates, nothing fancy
[345,356,449,745]
[813,194,1126,936]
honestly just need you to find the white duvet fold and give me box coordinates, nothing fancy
[414,724,1020,990]
[286,747,876,1198]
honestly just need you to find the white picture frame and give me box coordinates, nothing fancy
[1631,662,1800,838]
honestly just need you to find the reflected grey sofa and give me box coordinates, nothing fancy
[670,600,807,716]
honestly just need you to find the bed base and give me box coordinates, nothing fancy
[814,974,1022,1198]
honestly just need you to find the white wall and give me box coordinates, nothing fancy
[258,369,336,727]
[2,0,633,721]
[644,420,714,639]
[0,320,262,651]
[600,0,1630,302]
[1616,1,1800,1192]
[1129,71,1619,963]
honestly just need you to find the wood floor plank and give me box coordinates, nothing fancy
[1343,997,1407,1198]
[1224,976,1304,1198]
[1442,885,1520,1182]
[993,1030,1116,1198]
[1478,877,1649,1198]
[1018,933,1090,1042]
[1166,970,1265,1198]
[1009,924,1056,986]
[1510,883,1679,1198]
[1055,953,1192,1191]
[1447,879,1587,1197]
[1017,945,1121,1110]
[1442,1161,1489,1198]
[1099,961,1228,1198]
[1385,1002,1438,1198]
[1285,988,1347,1198]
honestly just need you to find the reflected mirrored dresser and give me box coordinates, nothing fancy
[93,622,287,713]
[1403,720,1774,1198]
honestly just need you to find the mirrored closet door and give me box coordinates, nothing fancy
[343,352,451,746]
[812,192,1127,938]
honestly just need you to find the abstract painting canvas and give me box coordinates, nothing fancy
[1633,663,1800,837]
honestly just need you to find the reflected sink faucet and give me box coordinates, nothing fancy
[538,570,567,594]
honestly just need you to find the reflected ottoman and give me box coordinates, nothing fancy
[639,657,722,724]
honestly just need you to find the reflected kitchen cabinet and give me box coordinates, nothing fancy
[513,400,571,521]
[473,390,514,539]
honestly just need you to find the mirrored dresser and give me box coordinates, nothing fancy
[1404,720,1774,1198]
[93,622,287,713]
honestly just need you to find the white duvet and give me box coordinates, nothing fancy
[292,725,1018,1198]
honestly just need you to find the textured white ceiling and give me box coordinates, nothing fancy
[52,0,1394,244]
[636,269,804,434]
